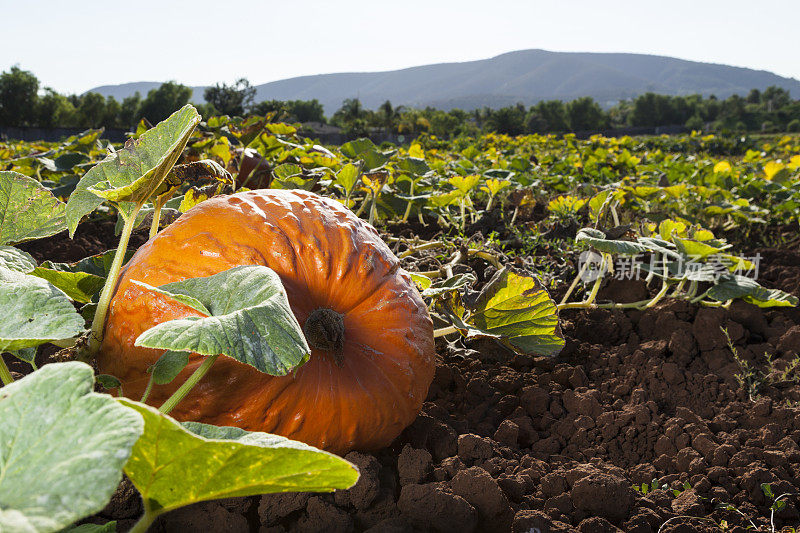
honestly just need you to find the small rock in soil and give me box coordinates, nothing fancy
[570,472,634,523]
[451,466,513,532]
[398,483,477,533]
[397,444,433,485]
[259,492,310,526]
[297,496,353,533]
[334,452,381,510]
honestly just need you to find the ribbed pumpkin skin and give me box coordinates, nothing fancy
[99,189,435,454]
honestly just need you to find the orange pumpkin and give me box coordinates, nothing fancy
[99,189,435,454]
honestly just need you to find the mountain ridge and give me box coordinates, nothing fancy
[84,49,800,113]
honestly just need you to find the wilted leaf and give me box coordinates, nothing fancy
[0,171,67,245]
[66,105,200,235]
[576,228,651,255]
[438,268,564,357]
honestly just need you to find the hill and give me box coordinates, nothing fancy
[85,49,800,113]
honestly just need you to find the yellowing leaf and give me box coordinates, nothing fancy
[764,161,785,180]
[448,174,480,194]
[209,137,232,167]
[480,178,511,196]
[659,219,687,241]
[788,155,800,171]
[713,161,732,173]
[547,195,586,216]
[408,143,425,159]
[179,189,209,212]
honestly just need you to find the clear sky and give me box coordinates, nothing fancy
[4,0,798,94]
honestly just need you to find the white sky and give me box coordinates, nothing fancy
[3,0,798,94]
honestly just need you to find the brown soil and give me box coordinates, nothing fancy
[22,220,800,533]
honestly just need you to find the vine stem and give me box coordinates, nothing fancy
[149,194,168,240]
[86,201,145,358]
[434,325,459,338]
[399,241,443,259]
[0,356,14,385]
[159,354,219,415]
[368,190,379,226]
[581,253,610,307]
[402,180,415,222]
[140,375,154,404]
[129,500,159,533]
[485,194,495,213]
[560,259,591,305]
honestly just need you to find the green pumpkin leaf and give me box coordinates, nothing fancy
[66,249,135,278]
[428,190,463,208]
[0,268,86,352]
[340,138,377,159]
[133,265,309,376]
[10,346,37,364]
[52,152,90,172]
[398,157,430,177]
[0,171,67,245]
[30,267,105,304]
[576,227,651,255]
[119,399,358,517]
[96,374,122,390]
[0,245,37,273]
[673,236,731,260]
[272,163,304,181]
[0,362,143,533]
[148,350,190,385]
[66,105,200,236]
[334,163,360,195]
[708,276,799,307]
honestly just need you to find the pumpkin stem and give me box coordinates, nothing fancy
[303,308,345,365]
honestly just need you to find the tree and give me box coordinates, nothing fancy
[119,93,142,129]
[334,98,365,124]
[630,93,676,127]
[486,104,526,135]
[530,100,569,132]
[250,99,287,118]
[566,97,606,131]
[35,88,76,128]
[761,86,791,112]
[378,100,398,133]
[138,81,193,123]
[74,92,108,128]
[102,96,122,128]
[0,66,39,126]
[287,99,325,123]
[746,89,761,104]
[203,78,256,117]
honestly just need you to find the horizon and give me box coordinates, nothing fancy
[3,0,799,95]
[82,48,800,96]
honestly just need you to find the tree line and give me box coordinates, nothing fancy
[1,66,799,136]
